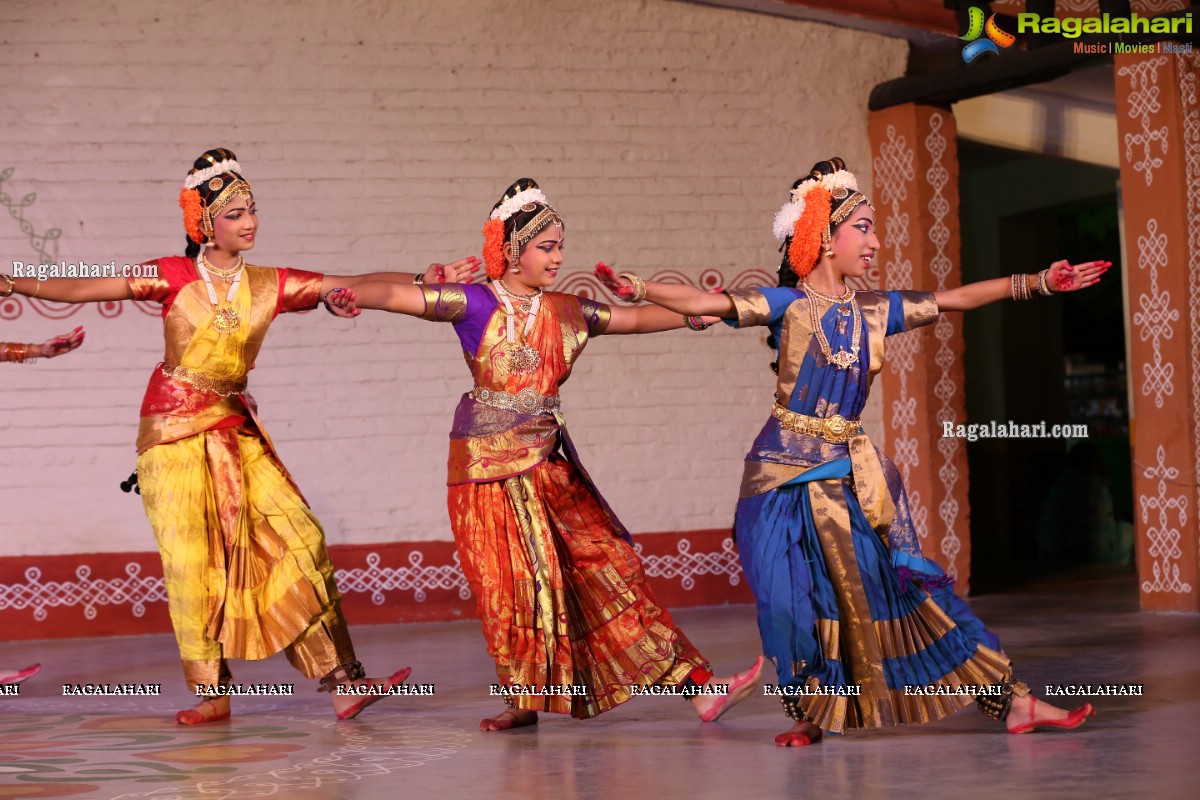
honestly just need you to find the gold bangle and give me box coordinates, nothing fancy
[1,274,14,297]
[617,272,647,303]
[1010,273,1032,301]
[1036,269,1052,296]
[31,280,41,299]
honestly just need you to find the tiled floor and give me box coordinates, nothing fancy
[1,570,1195,800]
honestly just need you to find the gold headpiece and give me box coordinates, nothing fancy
[508,206,562,265]
[200,178,254,240]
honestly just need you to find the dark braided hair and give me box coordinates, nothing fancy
[183,147,251,258]
[484,176,564,280]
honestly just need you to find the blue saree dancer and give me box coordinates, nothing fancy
[596,157,1108,745]
[723,284,1010,734]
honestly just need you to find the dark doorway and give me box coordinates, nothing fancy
[958,141,1131,594]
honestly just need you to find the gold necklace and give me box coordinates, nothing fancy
[195,255,244,334]
[495,281,544,374]
[200,253,245,283]
[801,279,853,304]
[803,281,861,370]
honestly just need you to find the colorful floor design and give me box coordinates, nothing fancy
[1,575,1194,800]
[0,698,470,798]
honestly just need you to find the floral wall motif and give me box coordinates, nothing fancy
[869,105,971,587]
[1114,51,1200,611]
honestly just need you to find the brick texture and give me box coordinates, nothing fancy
[0,0,907,557]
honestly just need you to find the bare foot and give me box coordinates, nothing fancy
[1006,695,1094,734]
[332,667,412,720]
[692,655,765,722]
[480,708,538,731]
[775,720,822,747]
[175,696,231,725]
[0,663,41,685]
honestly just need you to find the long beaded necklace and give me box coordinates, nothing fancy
[801,279,861,370]
[496,280,543,374]
[196,252,245,334]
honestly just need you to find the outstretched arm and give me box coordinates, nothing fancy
[594,263,736,318]
[322,282,428,318]
[3,275,132,303]
[604,303,715,335]
[935,260,1109,312]
[0,327,86,362]
[319,257,479,297]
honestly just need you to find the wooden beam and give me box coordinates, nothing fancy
[869,5,1198,110]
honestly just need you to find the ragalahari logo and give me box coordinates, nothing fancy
[961,7,1016,62]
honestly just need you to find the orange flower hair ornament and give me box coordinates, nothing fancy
[179,188,206,245]
[482,217,507,280]
[773,166,863,278]
[787,187,830,279]
[483,185,554,280]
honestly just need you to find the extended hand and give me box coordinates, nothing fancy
[41,326,85,358]
[324,288,361,318]
[594,262,638,301]
[426,257,481,284]
[1048,260,1110,292]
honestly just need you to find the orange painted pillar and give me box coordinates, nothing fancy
[868,104,971,589]
[1113,50,1200,612]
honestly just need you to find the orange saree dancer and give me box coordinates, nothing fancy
[130,257,356,693]
[426,282,712,718]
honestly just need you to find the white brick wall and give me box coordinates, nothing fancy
[0,0,906,556]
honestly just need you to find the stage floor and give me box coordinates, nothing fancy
[1,570,1195,800]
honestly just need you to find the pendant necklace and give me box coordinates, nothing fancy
[197,253,245,334]
[496,280,543,374]
[801,279,861,370]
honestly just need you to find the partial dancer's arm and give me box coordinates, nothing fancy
[604,302,717,335]
[321,281,427,317]
[2,275,132,303]
[935,260,1109,312]
[594,263,735,321]
[319,257,479,297]
[0,327,86,362]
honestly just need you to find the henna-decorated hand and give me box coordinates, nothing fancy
[323,288,361,318]
[594,262,638,301]
[40,326,85,358]
[1048,260,1110,293]
[427,257,481,284]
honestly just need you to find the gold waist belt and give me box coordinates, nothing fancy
[161,362,247,397]
[772,403,861,443]
[470,386,560,416]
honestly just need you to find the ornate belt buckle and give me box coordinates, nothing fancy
[825,415,849,439]
[514,387,543,415]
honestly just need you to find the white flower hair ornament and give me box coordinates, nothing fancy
[184,160,243,189]
[490,188,549,221]
[771,170,860,244]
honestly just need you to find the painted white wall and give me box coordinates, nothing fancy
[0,0,906,556]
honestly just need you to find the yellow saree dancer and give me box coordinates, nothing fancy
[131,257,356,693]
